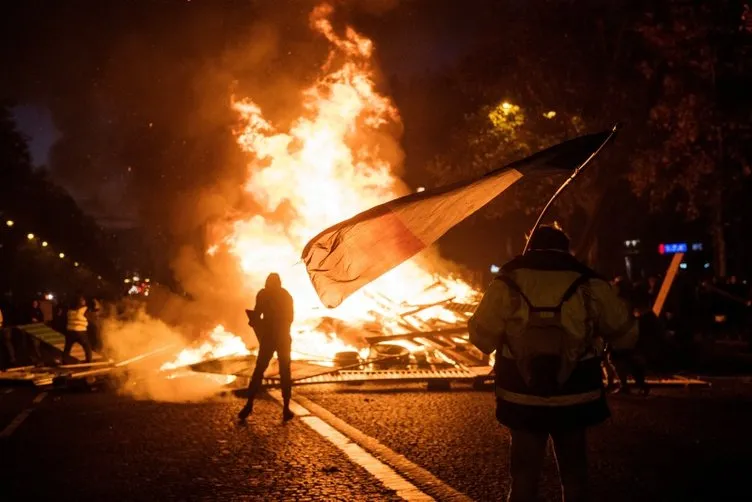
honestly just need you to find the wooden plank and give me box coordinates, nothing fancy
[653,252,684,316]
[365,327,468,344]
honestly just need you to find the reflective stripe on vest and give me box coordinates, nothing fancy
[499,345,598,361]
[496,387,602,407]
[67,319,87,331]
[67,309,88,332]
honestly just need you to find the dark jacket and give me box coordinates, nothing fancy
[254,286,294,340]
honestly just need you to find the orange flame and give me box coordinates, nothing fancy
[161,325,250,371]
[161,2,478,370]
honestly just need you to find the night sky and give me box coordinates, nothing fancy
[1,0,500,230]
[8,0,479,168]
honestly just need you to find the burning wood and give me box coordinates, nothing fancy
[153,2,481,374]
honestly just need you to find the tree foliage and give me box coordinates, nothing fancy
[421,0,646,261]
[628,2,744,215]
[0,104,119,299]
[416,1,751,271]
[628,1,752,273]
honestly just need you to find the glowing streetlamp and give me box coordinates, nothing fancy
[27,233,35,240]
[42,241,48,247]
[133,276,140,282]
[74,262,79,267]
[58,252,65,259]
[6,220,14,227]
[124,278,131,284]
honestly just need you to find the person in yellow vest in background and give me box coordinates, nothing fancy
[65,295,92,363]
[469,224,638,502]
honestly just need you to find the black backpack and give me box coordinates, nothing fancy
[497,274,591,395]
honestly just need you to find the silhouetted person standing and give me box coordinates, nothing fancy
[29,300,44,323]
[239,273,294,422]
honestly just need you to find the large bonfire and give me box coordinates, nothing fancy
[162,3,479,371]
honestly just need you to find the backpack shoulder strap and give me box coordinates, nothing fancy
[556,274,592,308]
[495,274,533,309]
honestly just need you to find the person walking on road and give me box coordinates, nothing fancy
[1,304,16,367]
[29,299,44,323]
[239,273,294,422]
[64,295,92,363]
[469,225,638,502]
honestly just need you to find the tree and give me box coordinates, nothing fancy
[422,0,647,266]
[0,104,120,299]
[628,0,752,276]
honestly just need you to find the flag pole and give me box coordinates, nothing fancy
[522,122,621,255]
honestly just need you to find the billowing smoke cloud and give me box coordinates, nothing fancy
[1,2,339,326]
[100,302,241,402]
[3,1,461,401]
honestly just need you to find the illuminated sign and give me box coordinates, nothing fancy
[658,242,688,254]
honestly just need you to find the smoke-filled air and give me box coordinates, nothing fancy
[98,2,479,401]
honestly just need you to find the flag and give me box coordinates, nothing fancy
[302,130,614,308]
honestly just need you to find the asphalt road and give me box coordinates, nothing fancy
[299,380,752,501]
[0,387,402,502]
[2,379,752,501]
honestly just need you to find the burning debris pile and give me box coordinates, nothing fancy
[157,2,482,376]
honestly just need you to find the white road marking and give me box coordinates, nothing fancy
[267,390,470,501]
[303,414,432,501]
[0,392,49,439]
[0,409,33,439]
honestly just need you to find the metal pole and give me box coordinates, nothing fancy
[522,122,621,255]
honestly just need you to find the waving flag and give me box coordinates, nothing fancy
[302,130,614,308]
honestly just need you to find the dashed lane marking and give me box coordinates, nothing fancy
[267,390,471,502]
[0,392,48,439]
[0,409,33,439]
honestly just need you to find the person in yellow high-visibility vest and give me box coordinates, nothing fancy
[469,225,638,502]
[65,296,92,363]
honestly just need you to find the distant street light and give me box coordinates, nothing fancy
[124,278,131,284]
[58,252,65,259]
[6,220,14,227]
[27,233,34,240]
[133,276,140,282]
[42,241,48,247]
[144,278,151,283]
[74,262,79,267]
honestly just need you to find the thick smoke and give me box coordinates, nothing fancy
[3,3,330,329]
[100,301,241,402]
[2,1,458,400]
